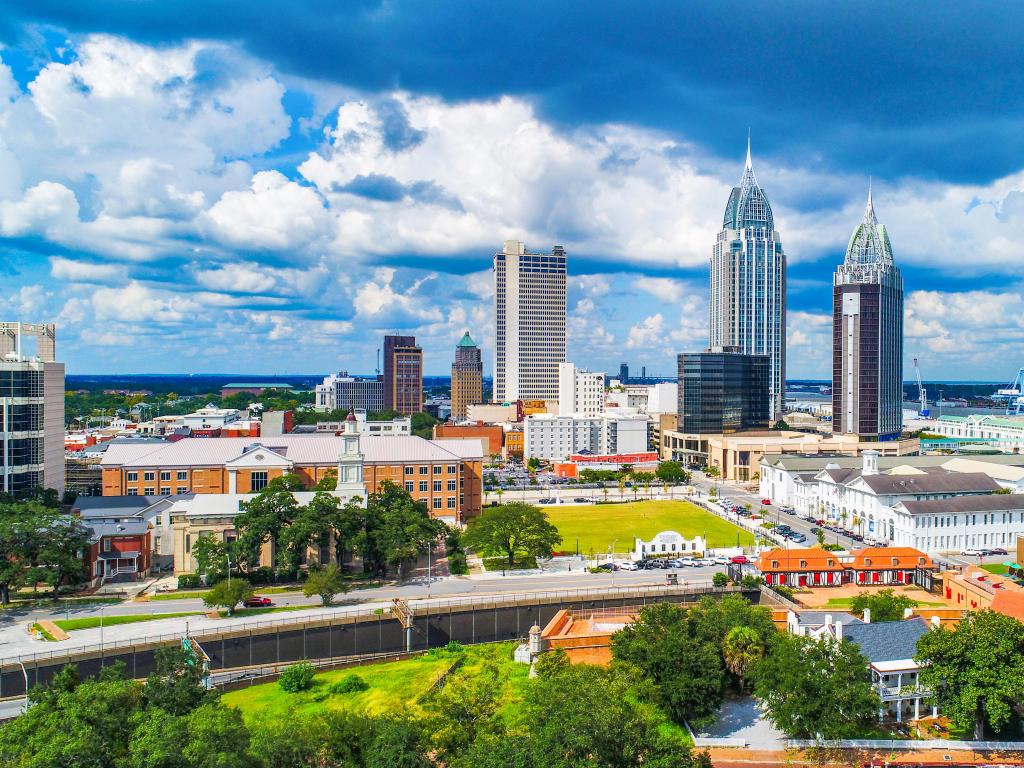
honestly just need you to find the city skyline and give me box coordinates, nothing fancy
[2,5,1024,379]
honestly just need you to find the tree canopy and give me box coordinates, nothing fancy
[754,633,879,739]
[916,609,1024,738]
[849,588,916,623]
[358,481,443,579]
[462,502,561,567]
[655,460,690,485]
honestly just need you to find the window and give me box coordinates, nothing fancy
[127,488,138,496]
[154,537,161,554]
[433,465,442,475]
[419,466,429,475]
[126,472,138,482]
[419,481,428,493]
[251,471,269,492]
[433,480,442,492]
[447,465,457,474]
[177,471,187,481]
[447,497,456,509]
[102,538,112,553]
[160,471,171,481]
[176,486,187,495]
[161,488,171,496]
[405,481,414,492]
[447,479,457,492]
[433,498,442,509]
[405,466,414,476]
[144,471,155,481]
[144,487,155,496]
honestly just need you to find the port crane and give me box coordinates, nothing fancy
[993,369,1024,415]
[913,357,929,417]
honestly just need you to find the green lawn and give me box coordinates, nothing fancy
[545,500,753,555]
[823,596,946,609]
[54,611,203,632]
[982,563,1010,576]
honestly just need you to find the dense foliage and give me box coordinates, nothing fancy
[462,502,562,566]
[849,588,917,622]
[916,609,1024,738]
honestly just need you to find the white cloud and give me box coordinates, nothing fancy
[49,256,125,284]
[633,276,687,303]
[626,314,665,349]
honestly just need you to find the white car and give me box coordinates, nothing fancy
[698,557,716,567]
[961,548,986,557]
[618,560,638,571]
[713,556,730,565]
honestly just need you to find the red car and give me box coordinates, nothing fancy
[730,555,749,565]
[243,595,273,608]
[761,498,772,506]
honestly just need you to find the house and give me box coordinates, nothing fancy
[72,494,184,572]
[82,519,152,586]
[757,547,846,587]
[848,547,934,586]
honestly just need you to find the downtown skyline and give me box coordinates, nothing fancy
[1,4,1023,380]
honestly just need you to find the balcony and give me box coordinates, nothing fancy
[877,683,931,701]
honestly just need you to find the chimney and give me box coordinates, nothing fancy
[931,615,941,628]
[862,450,879,477]
[835,620,843,641]
[824,613,833,630]
[903,607,914,619]
[863,608,871,624]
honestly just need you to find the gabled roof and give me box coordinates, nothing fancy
[793,611,864,628]
[897,494,1024,516]
[850,547,933,570]
[856,472,1000,495]
[757,548,845,573]
[842,617,929,663]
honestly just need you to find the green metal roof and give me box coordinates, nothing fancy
[222,382,295,388]
[457,332,477,348]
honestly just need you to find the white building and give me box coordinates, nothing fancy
[524,413,649,461]
[493,240,567,402]
[632,531,707,560]
[0,321,64,496]
[605,382,678,415]
[930,414,1024,452]
[557,363,605,416]
[314,372,385,413]
[315,411,411,437]
[180,407,245,431]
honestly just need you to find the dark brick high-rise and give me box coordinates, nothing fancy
[832,186,903,440]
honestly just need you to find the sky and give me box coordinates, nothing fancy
[1,2,1023,381]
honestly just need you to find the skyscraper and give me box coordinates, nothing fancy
[383,334,423,414]
[709,139,787,420]
[677,348,769,435]
[451,331,483,421]
[0,322,64,497]
[493,240,567,402]
[832,185,903,440]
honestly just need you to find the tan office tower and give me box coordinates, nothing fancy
[383,334,423,414]
[451,331,482,421]
[0,322,64,497]
[493,240,567,402]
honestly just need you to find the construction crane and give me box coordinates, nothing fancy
[913,357,929,417]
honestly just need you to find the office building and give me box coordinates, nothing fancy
[557,362,605,416]
[383,335,423,414]
[833,185,904,440]
[709,140,787,419]
[493,240,567,402]
[315,372,384,413]
[677,348,769,435]
[451,331,483,421]
[524,413,649,462]
[0,322,64,497]
[619,363,629,384]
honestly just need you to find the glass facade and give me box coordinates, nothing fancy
[677,352,770,434]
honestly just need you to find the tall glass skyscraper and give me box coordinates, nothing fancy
[832,186,903,440]
[709,141,787,420]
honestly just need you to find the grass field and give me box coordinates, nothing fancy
[54,611,203,632]
[823,596,946,609]
[545,500,753,555]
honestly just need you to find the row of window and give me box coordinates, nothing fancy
[127,487,188,497]
[127,470,189,482]
[405,479,460,493]
[403,464,458,476]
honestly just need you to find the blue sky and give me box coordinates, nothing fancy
[1,2,1023,380]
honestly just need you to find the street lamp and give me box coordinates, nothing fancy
[99,605,106,656]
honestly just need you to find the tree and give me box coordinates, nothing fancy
[462,502,561,567]
[190,533,228,578]
[754,633,879,739]
[304,563,349,605]
[202,579,253,616]
[34,514,91,599]
[526,456,541,472]
[849,588,916,623]
[359,481,443,579]
[704,464,721,479]
[712,572,728,587]
[0,498,89,604]
[722,626,765,693]
[772,419,790,431]
[145,646,212,716]
[655,460,690,486]
[233,474,304,570]
[611,602,725,724]
[181,703,254,768]
[916,609,1024,738]
[424,660,504,761]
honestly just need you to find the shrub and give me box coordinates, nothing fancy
[447,552,468,575]
[741,574,762,589]
[329,674,369,694]
[177,574,201,589]
[278,661,315,692]
[772,584,795,600]
[246,566,275,585]
[445,641,463,654]
[712,572,729,587]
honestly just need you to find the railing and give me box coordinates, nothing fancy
[877,683,931,700]
[0,580,741,667]
[786,738,1024,750]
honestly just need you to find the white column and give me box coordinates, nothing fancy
[896,702,902,723]
[914,698,920,720]
[228,469,237,494]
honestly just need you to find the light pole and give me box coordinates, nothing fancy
[99,605,106,656]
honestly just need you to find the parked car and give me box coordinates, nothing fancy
[961,548,986,557]
[713,556,730,565]
[810,527,822,535]
[698,557,716,567]
[990,547,1009,556]
[618,560,638,571]
[761,498,772,506]
[596,562,619,571]
[788,533,807,543]
[537,497,557,504]
[243,596,273,608]
[573,497,591,503]
[730,555,749,564]
[851,533,865,542]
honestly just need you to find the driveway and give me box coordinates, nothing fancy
[695,695,787,750]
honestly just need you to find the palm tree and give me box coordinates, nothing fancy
[618,477,626,501]
[722,626,765,694]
